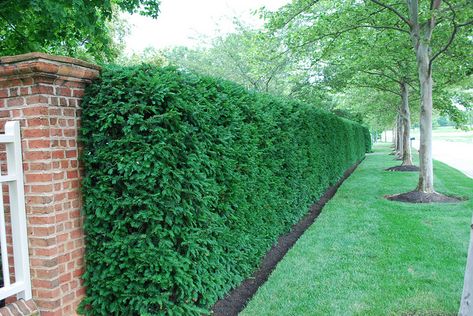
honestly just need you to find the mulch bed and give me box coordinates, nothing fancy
[385,190,464,203]
[211,160,362,316]
[385,165,420,172]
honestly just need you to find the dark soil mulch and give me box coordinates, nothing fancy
[211,160,362,316]
[385,165,420,172]
[385,190,464,203]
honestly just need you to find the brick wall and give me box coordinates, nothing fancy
[0,53,100,315]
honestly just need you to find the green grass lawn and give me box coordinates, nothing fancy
[411,126,473,143]
[241,144,473,316]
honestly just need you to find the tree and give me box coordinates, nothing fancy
[318,26,419,167]
[333,88,399,131]
[398,0,472,194]
[118,47,167,66]
[0,0,160,62]
[267,0,472,198]
[164,21,337,110]
[164,26,295,94]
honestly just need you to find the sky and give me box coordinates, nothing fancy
[124,0,290,54]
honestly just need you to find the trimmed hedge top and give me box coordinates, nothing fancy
[79,65,370,315]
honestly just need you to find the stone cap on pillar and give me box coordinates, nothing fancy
[0,52,101,83]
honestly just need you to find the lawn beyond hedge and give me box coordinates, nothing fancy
[79,65,370,315]
[242,144,472,315]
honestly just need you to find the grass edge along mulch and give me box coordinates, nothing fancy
[211,160,363,316]
[241,144,473,316]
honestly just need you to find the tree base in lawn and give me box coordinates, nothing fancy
[386,190,463,203]
[389,151,396,155]
[385,165,420,172]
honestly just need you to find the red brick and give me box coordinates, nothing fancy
[32,62,59,75]
[28,162,52,171]
[64,81,85,88]
[65,150,76,158]
[33,75,56,85]
[66,170,78,179]
[63,129,76,137]
[35,299,61,311]
[20,77,33,85]
[28,139,50,149]
[0,78,21,88]
[30,257,58,269]
[55,212,68,222]
[8,87,19,97]
[6,97,24,107]
[29,215,54,225]
[27,118,49,127]
[31,222,55,234]
[55,87,71,97]
[71,89,84,98]
[53,172,64,180]
[51,150,65,159]
[70,229,82,239]
[26,191,53,203]
[50,129,62,136]
[34,246,58,256]
[23,106,49,117]
[24,151,51,160]
[31,85,54,95]
[50,97,59,106]
[29,237,56,247]
[25,173,53,183]
[32,278,59,289]
[22,128,50,137]
[27,205,51,214]
[30,184,54,193]
[25,95,48,105]
[20,87,29,95]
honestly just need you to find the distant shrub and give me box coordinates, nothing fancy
[79,65,370,315]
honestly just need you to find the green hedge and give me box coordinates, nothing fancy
[363,127,372,153]
[79,65,370,315]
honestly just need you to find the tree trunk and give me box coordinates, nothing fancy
[415,43,435,193]
[459,214,473,315]
[392,125,396,148]
[396,112,403,158]
[400,82,413,166]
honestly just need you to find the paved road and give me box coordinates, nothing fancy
[412,140,473,178]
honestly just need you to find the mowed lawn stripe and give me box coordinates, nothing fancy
[241,144,472,316]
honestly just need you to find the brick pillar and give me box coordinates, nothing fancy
[0,53,100,315]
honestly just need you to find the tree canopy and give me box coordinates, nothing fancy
[0,0,160,62]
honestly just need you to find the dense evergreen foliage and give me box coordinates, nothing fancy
[79,65,370,315]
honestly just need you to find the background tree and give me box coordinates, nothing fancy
[164,26,294,94]
[266,0,473,198]
[164,26,339,115]
[318,25,419,167]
